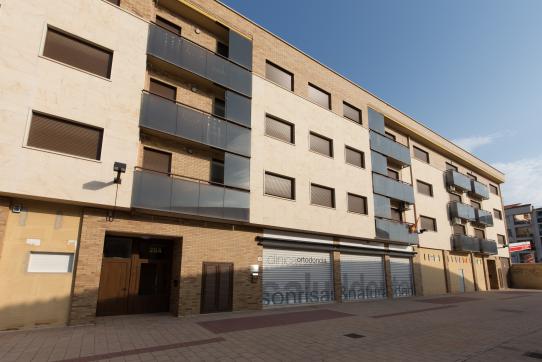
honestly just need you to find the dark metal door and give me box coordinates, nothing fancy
[200,262,233,313]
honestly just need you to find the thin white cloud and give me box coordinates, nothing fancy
[452,134,496,152]
[493,157,542,207]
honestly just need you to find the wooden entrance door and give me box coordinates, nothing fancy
[200,262,233,314]
[487,259,500,290]
[97,236,173,316]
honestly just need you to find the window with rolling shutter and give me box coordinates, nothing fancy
[453,224,466,235]
[309,132,333,157]
[493,209,502,220]
[343,102,361,124]
[474,228,486,239]
[311,184,335,208]
[155,16,181,35]
[142,148,171,174]
[420,215,437,232]
[43,28,113,78]
[497,234,506,244]
[417,180,433,196]
[348,193,367,214]
[345,146,364,168]
[265,115,294,143]
[265,61,293,91]
[489,184,499,195]
[308,83,331,109]
[413,146,430,163]
[27,113,103,160]
[264,172,295,200]
[449,193,462,202]
[149,78,177,101]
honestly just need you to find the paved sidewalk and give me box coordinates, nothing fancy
[1,290,542,361]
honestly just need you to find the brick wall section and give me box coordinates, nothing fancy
[69,208,262,325]
[0,198,10,260]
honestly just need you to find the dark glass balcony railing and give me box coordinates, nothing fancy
[371,151,388,176]
[452,234,480,252]
[370,131,411,166]
[132,169,249,221]
[372,173,415,204]
[470,180,490,200]
[140,92,250,157]
[445,170,471,192]
[480,239,498,255]
[375,218,418,245]
[147,23,252,97]
[449,201,476,222]
[368,108,385,134]
[475,208,494,226]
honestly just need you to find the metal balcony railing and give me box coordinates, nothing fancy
[375,218,419,245]
[452,234,480,252]
[445,169,471,193]
[139,92,251,157]
[132,168,249,221]
[474,208,494,226]
[449,201,476,222]
[370,131,411,166]
[147,23,252,97]
[469,179,490,200]
[372,173,415,204]
[479,239,498,255]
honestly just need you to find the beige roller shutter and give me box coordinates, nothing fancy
[390,257,414,297]
[341,254,386,300]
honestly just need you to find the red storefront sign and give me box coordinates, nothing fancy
[509,242,531,253]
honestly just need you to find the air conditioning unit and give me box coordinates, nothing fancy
[400,202,411,211]
[452,217,463,225]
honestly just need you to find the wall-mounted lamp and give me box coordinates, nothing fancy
[113,162,126,184]
[250,264,260,283]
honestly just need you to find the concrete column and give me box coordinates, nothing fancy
[0,198,10,261]
[411,246,424,296]
[442,250,452,293]
[383,254,393,298]
[332,238,342,303]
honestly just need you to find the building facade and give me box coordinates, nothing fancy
[504,204,542,263]
[0,0,510,330]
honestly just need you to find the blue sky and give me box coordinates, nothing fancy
[222,0,542,206]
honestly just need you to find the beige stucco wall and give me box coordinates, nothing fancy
[418,247,447,295]
[250,75,375,238]
[0,200,81,330]
[0,0,148,208]
[510,264,542,289]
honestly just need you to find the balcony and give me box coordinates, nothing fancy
[445,170,471,193]
[372,173,415,204]
[479,239,498,255]
[474,208,494,226]
[368,108,385,134]
[370,131,411,166]
[147,23,252,97]
[449,201,476,222]
[132,169,249,221]
[452,234,480,252]
[139,92,250,157]
[375,218,418,245]
[469,180,490,200]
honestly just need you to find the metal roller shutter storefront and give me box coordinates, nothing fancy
[340,254,386,301]
[262,248,334,307]
[390,257,414,297]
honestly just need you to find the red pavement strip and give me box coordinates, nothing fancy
[370,305,456,319]
[198,309,354,334]
[55,337,225,362]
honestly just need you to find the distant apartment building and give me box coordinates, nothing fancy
[0,0,510,330]
[504,204,542,263]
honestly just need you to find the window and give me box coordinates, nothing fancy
[490,184,499,195]
[155,16,181,35]
[453,224,466,235]
[513,213,531,225]
[343,102,361,124]
[467,173,477,181]
[449,193,462,203]
[516,226,533,238]
[265,172,295,200]
[345,146,365,168]
[308,83,331,109]
[385,132,396,141]
[413,146,430,163]
[265,115,294,144]
[347,193,368,214]
[470,200,481,209]
[387,168,399,180]
[43,27,113,78]
[27,112,103,160]
[27,252,74,273]
[214,98,226,118]
[216,41,229,57]
[265,61,293,91]
[417,180,433,197]
[210,159,224,184]
[311,184,335,208]
[493,209,503,220]
[446,163,458,172]
[474,228,486,239]
[309,132,333,157]
[497,234,506,245]
[390,200,403,222]
[105,0,120,5]
[420,216,437,232]
[142,148,171,174]
[149,78,177,101]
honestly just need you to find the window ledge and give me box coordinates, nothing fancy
[23,145,102,163]
[39,55,112,82]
